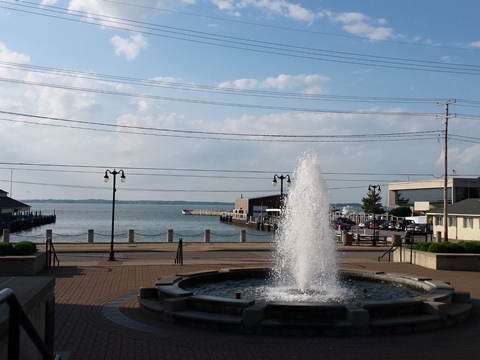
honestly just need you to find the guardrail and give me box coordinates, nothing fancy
[0,288,60,360]
[46,237,60,268]
[175,238,184,265]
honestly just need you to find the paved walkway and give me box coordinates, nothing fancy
[38,242,480,360]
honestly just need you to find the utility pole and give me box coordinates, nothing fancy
[437,100,455,242]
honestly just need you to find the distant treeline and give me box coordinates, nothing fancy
[21,199,234,206]
[21,199,361,210]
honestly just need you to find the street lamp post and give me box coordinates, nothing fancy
[103,169,126,261]
[272,174,291,196]
[368,185,381,247]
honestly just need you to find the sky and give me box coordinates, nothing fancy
[1,0,480,205]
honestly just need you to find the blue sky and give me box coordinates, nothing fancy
[1,0,479,204]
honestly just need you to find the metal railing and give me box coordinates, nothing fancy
[45,237,60,268]
[0,288,60,360]
[174,238,183,265]
[378,237,403,262]
[378,236,419,263]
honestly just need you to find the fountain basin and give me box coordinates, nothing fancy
[138,268,473,336]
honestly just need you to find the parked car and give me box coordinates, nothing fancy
[378,220,392,230]
[331,220,351,231]
[395,219,415,231]
[404,223,417,234]
[386,220,398,231]
[368,219,387,229]
[413,223,433,235]
[358,220,371,229]
[337,217,356,226]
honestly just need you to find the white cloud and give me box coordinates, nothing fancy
[110,34,148,61]
[218,78,259,89]
[211,0,320,23]
[447,144,480,170]
[40,1,58,5]
[0,42,30,65]
[468,40,480,48]
[218,74,328,93]
[68,0,196,19]
[328,11,393,41]
[138,100,149,113]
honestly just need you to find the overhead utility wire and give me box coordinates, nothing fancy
[103,0,480,53]
[0,111,443,143]
[0,178,274,193]
[0,61,443,104]
[1,117,441,143]
[0,162,445,178]
[0,78,442,116]
[3,1,480,75]
[3,63,479,119]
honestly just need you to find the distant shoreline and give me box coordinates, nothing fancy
[20,199,361,209]
[20,199,234,206]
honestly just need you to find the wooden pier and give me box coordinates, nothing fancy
[182,209,226,216]
[1,212,56,234]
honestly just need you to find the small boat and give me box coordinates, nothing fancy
[182,209,193,215]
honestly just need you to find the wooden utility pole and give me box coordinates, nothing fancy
[437,100,455,242]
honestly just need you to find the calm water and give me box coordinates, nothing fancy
[10,202,272,243]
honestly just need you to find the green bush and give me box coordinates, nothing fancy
[417,241,480,254]
[13,241,37,255]
[428,242,460,253]
[456,241,480,254]
[0,242,15,256]
[415,242,430,252]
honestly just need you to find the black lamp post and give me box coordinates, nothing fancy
[368,185,381,246]
[272,174,291,196]
[104,169,126,261]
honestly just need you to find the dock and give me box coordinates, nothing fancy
[182,209,226,216]
[0,212,56,234]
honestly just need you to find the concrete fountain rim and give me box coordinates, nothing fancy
[138,267,474,336]
[175,267,439,304]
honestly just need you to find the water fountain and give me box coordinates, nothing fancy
[269,151,346,302]
[138,152,473,335]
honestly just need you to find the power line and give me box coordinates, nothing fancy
[103,0,480,53]
[0,162,448,177]
[0,77,445,116]
[3,1,480,75]
[0,110,444,143]
[0,60,446,105]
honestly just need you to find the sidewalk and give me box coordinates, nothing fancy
[39,242,480,360]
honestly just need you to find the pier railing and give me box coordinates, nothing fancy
[6,228,273,244]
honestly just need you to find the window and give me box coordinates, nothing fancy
[448,216,457,227]
[436,216,443,226]
[463,217,473,229]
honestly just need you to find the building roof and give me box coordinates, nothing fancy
[428,198,480,216]
[0,189,31,212]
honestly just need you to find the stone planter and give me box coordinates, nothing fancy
[394,248,480,271]
[0,252,46,276]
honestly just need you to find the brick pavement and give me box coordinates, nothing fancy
[37,244,480,360]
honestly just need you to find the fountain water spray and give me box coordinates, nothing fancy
[269,152,347,301]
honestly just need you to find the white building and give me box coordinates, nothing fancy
[427,199,480,241]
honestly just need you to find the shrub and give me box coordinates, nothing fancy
[13,241,37,255]
[417,241,480,254]
[425,242,460,253]
[456,241,480,254]
[415,242,430,252]
[0,242,15,256]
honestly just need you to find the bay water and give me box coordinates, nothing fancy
[10,202,272,243]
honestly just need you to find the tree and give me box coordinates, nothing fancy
[361,190,385,215]
[389,206,412,218]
